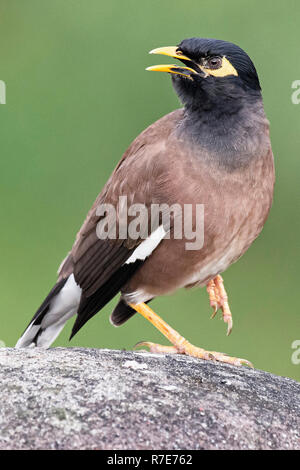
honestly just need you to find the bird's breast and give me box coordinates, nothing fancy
[124,144,274,298]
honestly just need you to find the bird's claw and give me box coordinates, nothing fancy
[210,303,219,318]
[134,341,178,354]
[134,340,253,368]
[223,313,233,336]
[207,275,233,335]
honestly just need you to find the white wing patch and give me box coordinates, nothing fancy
[125,225,167,264]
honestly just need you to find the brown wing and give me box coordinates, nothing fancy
[58,109,183,337]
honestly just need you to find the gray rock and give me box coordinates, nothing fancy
[0,347,299,450]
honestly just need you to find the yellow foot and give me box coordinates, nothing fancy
[207,275,233,336]
[134,341,253,367]
[129,302,252,368]
[134,341,179,354]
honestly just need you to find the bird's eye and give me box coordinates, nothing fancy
[205,57,222,69]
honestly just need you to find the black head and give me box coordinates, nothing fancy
[147,38,261,111]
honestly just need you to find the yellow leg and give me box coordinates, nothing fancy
[207,275,233,336]
[129,302,252,367]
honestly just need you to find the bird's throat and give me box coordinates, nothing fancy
[177,96,267,171]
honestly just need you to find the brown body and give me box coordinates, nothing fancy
[60,108,274,306]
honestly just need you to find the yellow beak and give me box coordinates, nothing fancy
[149,46,192,62]
[146,64,196,79]
[147,46,195,79]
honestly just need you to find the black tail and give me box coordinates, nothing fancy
[110,298,137,326]
[110,297,153,326]
[70,261,143,339]
[15,278,68,348]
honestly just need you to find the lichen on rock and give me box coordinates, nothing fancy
[0,347,299,450]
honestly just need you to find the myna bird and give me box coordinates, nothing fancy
[16,38,275,366]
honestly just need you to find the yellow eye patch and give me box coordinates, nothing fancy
[201,57,238,77]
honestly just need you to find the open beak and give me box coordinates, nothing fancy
[149,46,192,62]
[147,46,197,80]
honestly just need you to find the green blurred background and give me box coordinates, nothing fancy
[1,0,299,381]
